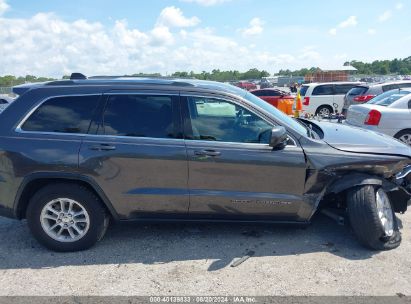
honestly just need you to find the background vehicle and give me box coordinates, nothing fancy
[300,82,361,116]
[259,78,273,89]
[235,81,257,91]
[343,81,411,113]
[250,88,294,115]
[0,95,13,114]
[346,88,411,145]
[0,75,410,252]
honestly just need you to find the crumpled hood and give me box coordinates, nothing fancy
[315,121,411,157]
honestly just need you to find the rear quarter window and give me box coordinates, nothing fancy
[21,95,100,133]
[299,85,309,96]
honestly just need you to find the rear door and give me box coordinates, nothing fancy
[182,94,307,221]
[311,84,335,114]
[79,91,189,219]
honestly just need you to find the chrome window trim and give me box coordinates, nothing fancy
[181,94,297,147]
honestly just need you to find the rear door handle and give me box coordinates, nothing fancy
[194,149,221,157]
[89,144,116,151]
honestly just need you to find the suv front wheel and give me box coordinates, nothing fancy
[347,185,401,250]
[26,183,109,252]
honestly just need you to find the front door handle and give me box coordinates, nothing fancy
[194,149,221,157]
[89,144,116,151]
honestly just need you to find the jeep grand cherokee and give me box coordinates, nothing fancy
[0,73,410,252]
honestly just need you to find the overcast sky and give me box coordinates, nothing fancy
[0,0,410,77]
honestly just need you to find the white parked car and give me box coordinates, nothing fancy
[345,88,411,145]
[299,82,362,116]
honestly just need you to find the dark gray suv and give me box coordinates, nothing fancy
[1,74,411,252]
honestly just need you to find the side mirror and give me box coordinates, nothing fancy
[269,126,288,150]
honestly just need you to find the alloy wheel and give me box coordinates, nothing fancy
[40,198,90,242]
[375,189,394,237]
[399,134,411,146]
[318,107,331,117]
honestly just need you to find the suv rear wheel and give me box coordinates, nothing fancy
[347,185,401,250]
[315,105,333,117]
[26,183,109,252]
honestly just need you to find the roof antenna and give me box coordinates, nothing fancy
[70,73,87,80]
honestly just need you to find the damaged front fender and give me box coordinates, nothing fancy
[299,140,411,219]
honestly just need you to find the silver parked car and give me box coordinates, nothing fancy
[343,81,411,114]
[345,88,411,144]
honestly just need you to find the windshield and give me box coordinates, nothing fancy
[243,91,308,136]
[367,89,411,106]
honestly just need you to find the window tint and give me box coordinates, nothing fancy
[251,90,264,97]
[21,95,100,133]
[0,99,8,105]
[334,84,356,95]
[99,95,175,138]
[187,97,273,144]
[347,86,368,96]
[398,83,411,89]
[299,85,309,96]
[266,90,282,97]
[368,90,411,106]
[382,84,399,92]
[312,85,334,95]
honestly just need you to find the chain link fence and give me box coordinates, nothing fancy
[0,87,12,95]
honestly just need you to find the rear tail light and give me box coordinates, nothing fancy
[354,95,375,102]
[364,109,381,126]
[303,97,310,106]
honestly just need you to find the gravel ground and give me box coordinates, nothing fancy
[0,213,410,296]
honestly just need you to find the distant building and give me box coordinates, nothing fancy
[305,66,357,83]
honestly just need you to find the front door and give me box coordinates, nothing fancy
[182,95,307,221]
[79,92,189,219]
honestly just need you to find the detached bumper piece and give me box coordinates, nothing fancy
[391,165,411,213]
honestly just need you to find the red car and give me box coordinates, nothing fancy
[235,81,257,91]
[250,88,295,115]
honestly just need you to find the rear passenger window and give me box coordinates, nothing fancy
[99,95,176,138]
[334,84,355,95]
[382,84,399,92]
[251,90,264,97]
[312,85,334,95]
[21,95,100,133]
[398,83,411,89]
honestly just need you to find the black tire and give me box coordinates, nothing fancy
[347,185,401,250]
[26,183,109,252]
[315,105,333,117]
[394,129,411,146]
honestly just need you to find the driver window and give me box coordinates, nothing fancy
[187,97,273,144]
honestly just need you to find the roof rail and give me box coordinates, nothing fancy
[70,73,87,80]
